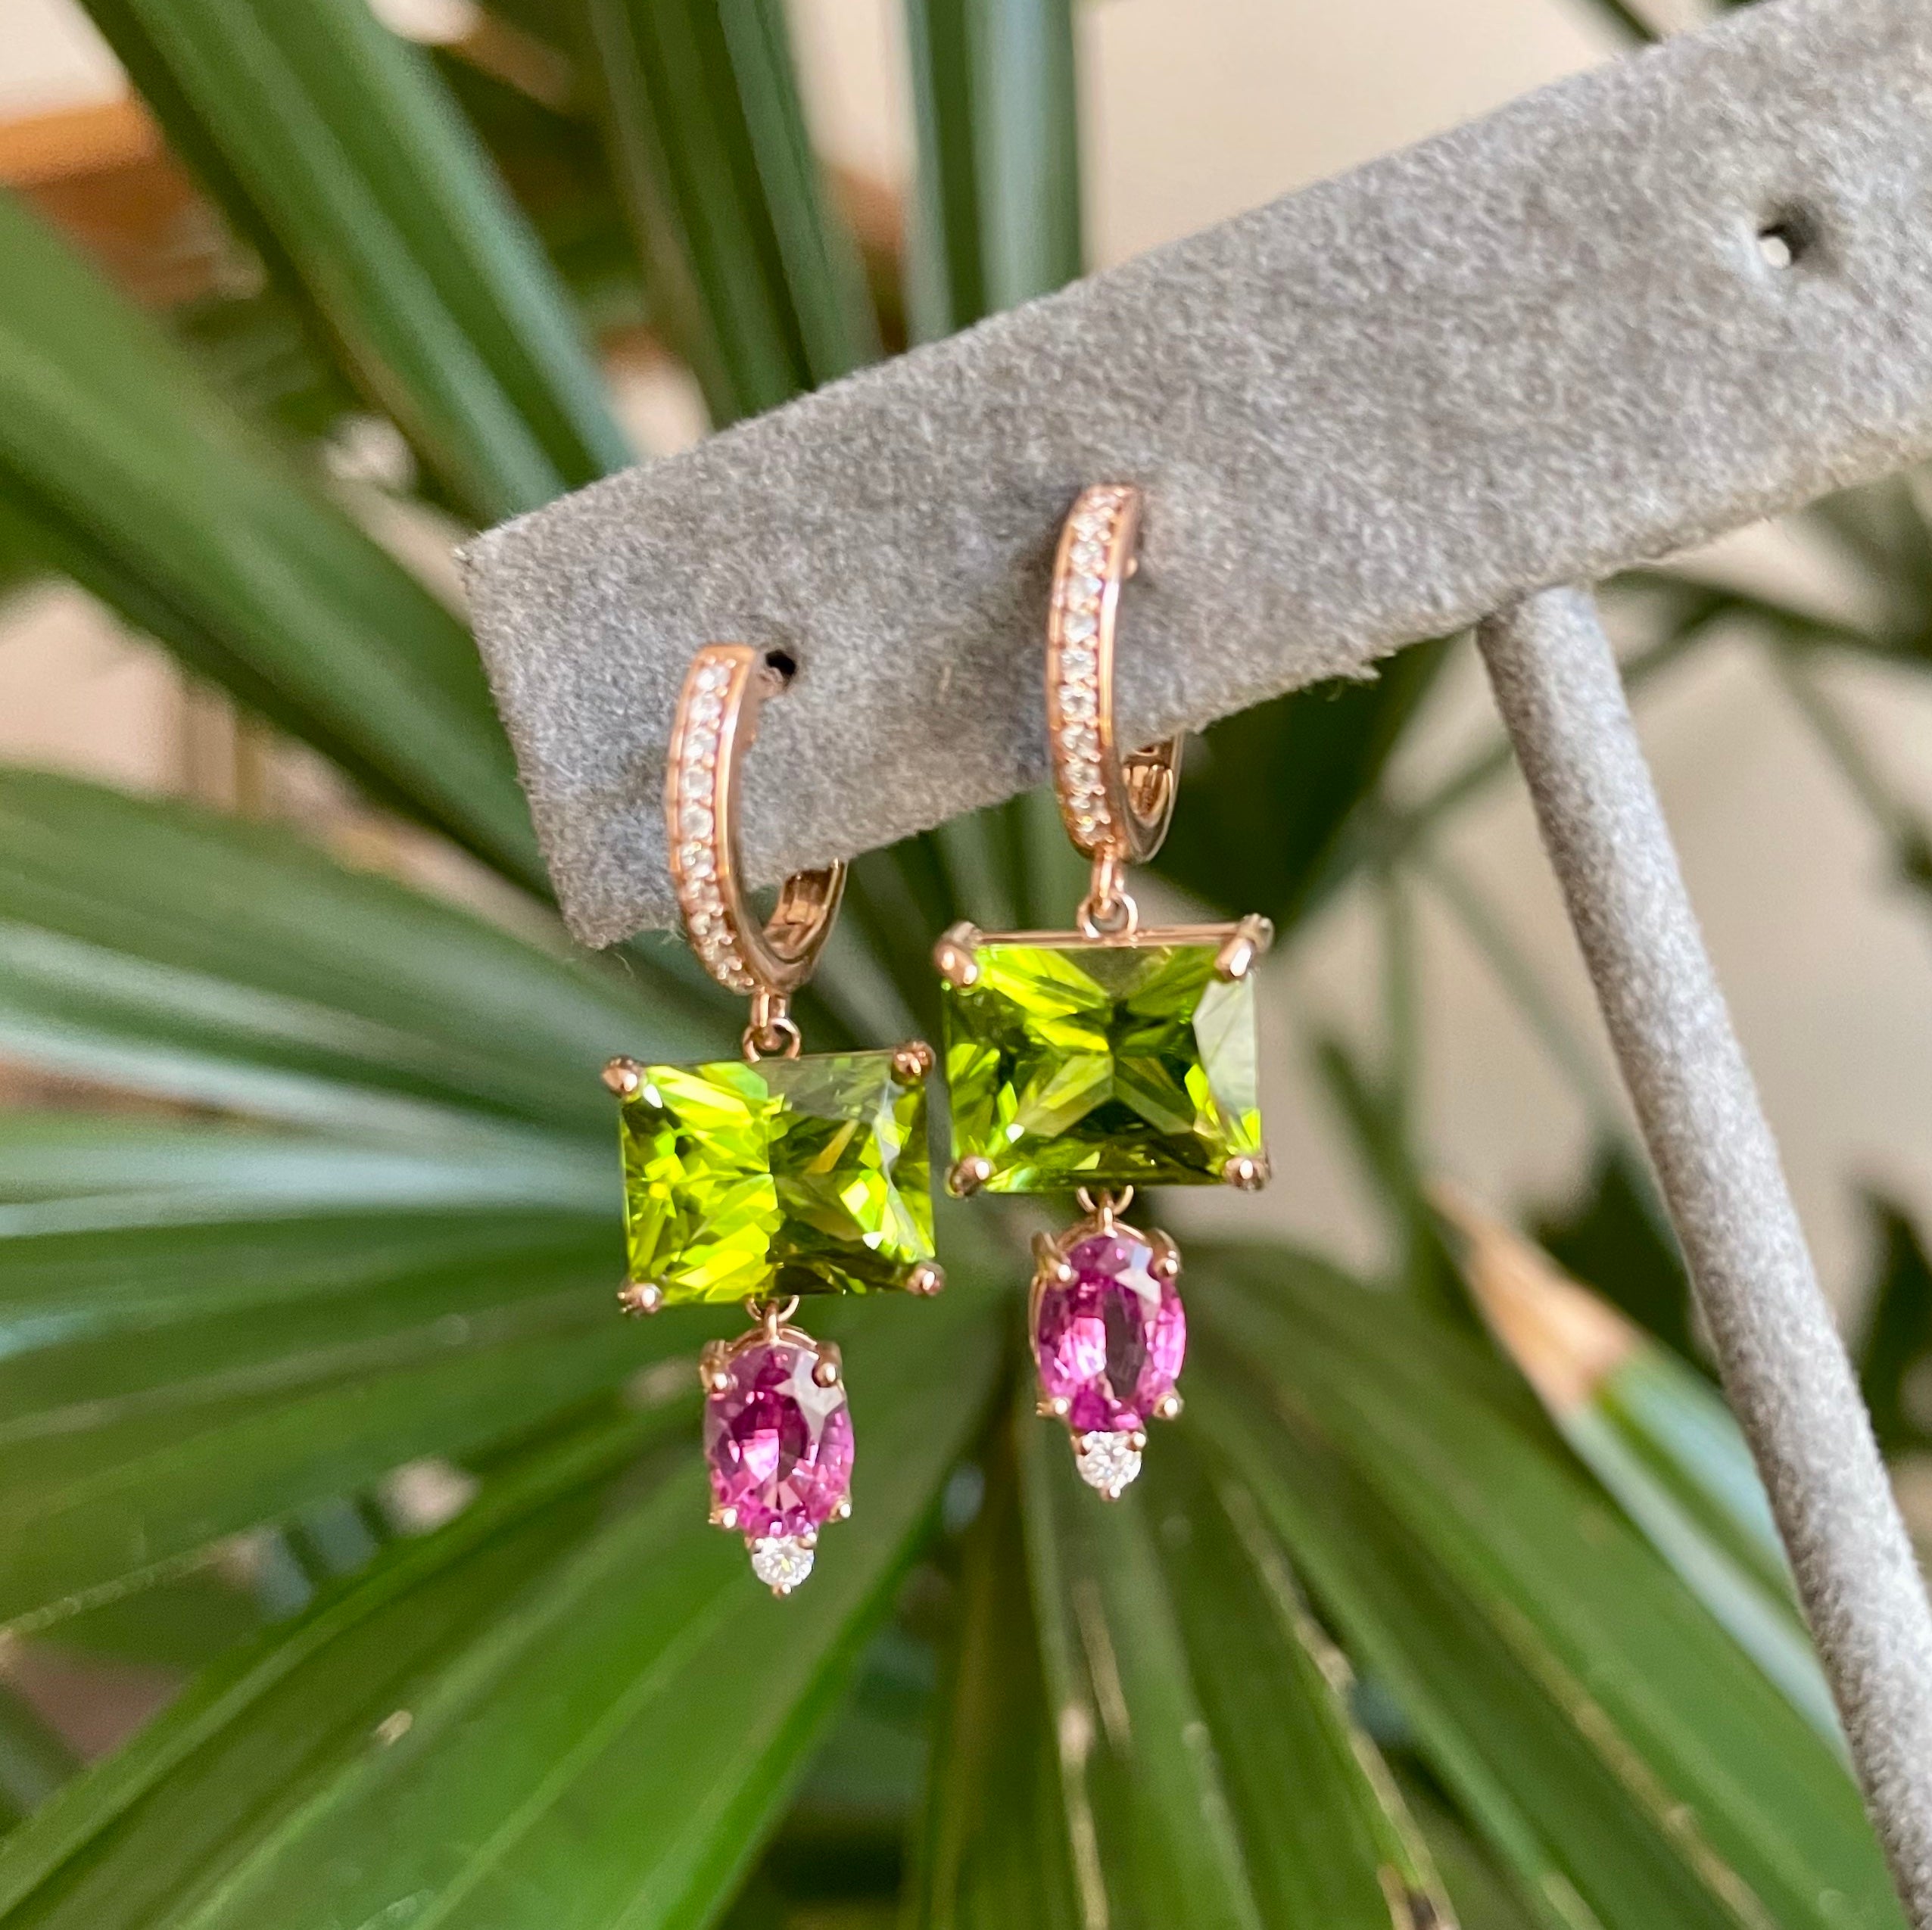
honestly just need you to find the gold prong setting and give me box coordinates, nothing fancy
[1222,1150,1271,1191]
[619,1280,665,1316]
[948,1154,993,1197]
[892,1039,936,1082]
[933,920,982,989]
[1214,913,1276,982]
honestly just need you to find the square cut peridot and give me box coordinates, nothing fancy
[941,939,1261,1192]
[619,1049,932,1305]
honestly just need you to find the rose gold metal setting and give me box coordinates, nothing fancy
[1222,1151,1271,1191]
[904,1260,947,1297]
[1047,484,1179,867]
[1214,913,1276,982]
[932,920,982,988]
[619,1280,665,1316]
[892,1040,936,1082]
[947,1154,994,1197]
[698,1306,840,1405]
[665,643,846,1010]
[964,917,1262,955]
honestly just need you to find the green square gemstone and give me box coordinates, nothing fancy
[942,939,1261,1192]
[619,1050,933,1304]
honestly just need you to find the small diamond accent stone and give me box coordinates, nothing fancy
[1063,612,1098,643]
[1061,686,1097,720]
[679,843,713,876]
[1070,540,1105,571]
[680,803,714,839]
[749,1536,817,1594]
[1074,1431,1142,1498]
[696,664,729,692]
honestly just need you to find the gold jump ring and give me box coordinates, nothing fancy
[665,644,845,1000]
[1047,484,1180,866]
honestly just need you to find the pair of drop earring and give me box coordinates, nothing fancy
[603,484,1273,1595]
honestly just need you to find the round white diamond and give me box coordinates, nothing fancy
[678,842,714,876]
[1061,687,1097,721]
[1061,724,1098,756]
[691,693,724,724]
[1063,612,1098,643]
[680,803,714,839]
[1074,1432,1142,1498]
[1070,540,1105,571]
[696,663,729,692]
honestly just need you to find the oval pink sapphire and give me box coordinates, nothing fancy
[1033,1231,1185,1433]
[704,1340,855,1539]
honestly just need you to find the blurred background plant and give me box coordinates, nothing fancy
[0,0,1927,1925]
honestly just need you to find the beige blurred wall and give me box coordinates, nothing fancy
[8,0,1932,1305]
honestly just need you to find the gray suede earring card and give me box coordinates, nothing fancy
[463,0,1932,948]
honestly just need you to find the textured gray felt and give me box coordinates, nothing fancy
[467,0,1932,945]
[1482,590,1932,1925]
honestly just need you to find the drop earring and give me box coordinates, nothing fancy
[933,484,1271,1497]
[605,644,943,1594]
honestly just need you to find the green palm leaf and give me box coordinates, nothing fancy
[905,1411,1081,1928]
[1191,1253,1902,1930]
[576,0,877,422]
[0,1208,665,1630]
[1021,1405,1451,1928]
[0,1289,1001,1930]
[0,771,711,1134]
[78,0,630,522]
[0,203,541,885]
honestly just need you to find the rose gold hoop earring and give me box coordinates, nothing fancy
[602,643,941,1595]
[935,484,1273,1499]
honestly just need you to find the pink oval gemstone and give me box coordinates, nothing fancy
[1033,1232,1186,1432]
[704,1340,855,1539]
